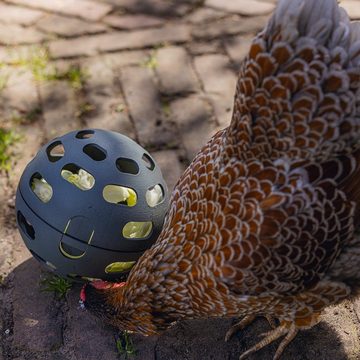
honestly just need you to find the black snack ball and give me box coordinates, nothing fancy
[15,129,169,282]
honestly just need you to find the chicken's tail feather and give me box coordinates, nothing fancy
[227,0,360,163]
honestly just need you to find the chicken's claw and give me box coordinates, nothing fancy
[225,315,256,342]
[238,323,298,360]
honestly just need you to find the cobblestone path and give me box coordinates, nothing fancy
[0,0,360,359]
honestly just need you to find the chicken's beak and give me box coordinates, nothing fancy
[79,280,126,306]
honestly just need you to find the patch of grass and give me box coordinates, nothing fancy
[0,72,9,93]
[64,66,88,89]
[11,46,88,89]
[142,51,158,70]
[161,100,171,118]
[115,103,126,113]
[11,46,50,81]
[52,65,89,90]
[115,331,136,358]
[0,128,20,171]
[40,274,73,299]
[75,102,95,118]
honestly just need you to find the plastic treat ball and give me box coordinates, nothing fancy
[15,129,169,282]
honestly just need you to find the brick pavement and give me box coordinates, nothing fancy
[0,0,360,359]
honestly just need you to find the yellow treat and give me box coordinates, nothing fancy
[105,261,136,273]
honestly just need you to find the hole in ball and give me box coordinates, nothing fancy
[17,211,35,240]
[83,144,107,161]
[59,241,85,259]
[76,130,94,139]
[116,158,139,175]
[142,153,155,171]
[103,185,137,206]
[146,184,164,207]
[123,221,153,239]
[47,141,65,162]
[61,164,95,191]
[30,173,53,203]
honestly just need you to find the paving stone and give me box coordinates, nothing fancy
[49,24,192,59]
[103,14,164,30]
[170,95,216,160]
[36,14,107,37]
[1,70,38,115]
[0,4,44,26]
[194,54,237,127]
[224,35,253,68]
[100,0,190,17]
[155,318,239,360]
[98,25,192,52]
[7,0,112,21]
[156,46,200,95]
[192,15,268,40]
[207,93,233,129]
[206,0,275,16]
[103,50,146,68]
[152,150,184,191]
[85,94,134,137]
[158,312,360,360]
[187,40,223,55]
[186,7,227,24]
[0,45,32,64]
[60,285,118,360]
[120,66,176,148]
[12,259,63,353]
[49,36,100,58]
[194,54,237,96]
[341,0,360,20]
[81,57,135,137]
[0,23,46,45]
[39,81,80,140]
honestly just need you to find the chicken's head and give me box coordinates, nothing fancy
[81,280,161,335]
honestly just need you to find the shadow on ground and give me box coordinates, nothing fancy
[1,257,349,360]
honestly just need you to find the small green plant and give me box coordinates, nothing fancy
[161,100,171,118]
[75,102,95,118]
[0,128,20,171]
[40,274,73,299]
[0,72,9,93]
[63,66,88,89]
[142,51,158,69]
[11,46,50,81]
[11,47,88,89]
[115,331,136,358]
[115,103,126,113]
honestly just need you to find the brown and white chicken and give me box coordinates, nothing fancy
[83,0,360,358]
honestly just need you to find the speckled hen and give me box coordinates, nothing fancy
[83,0,360,358]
